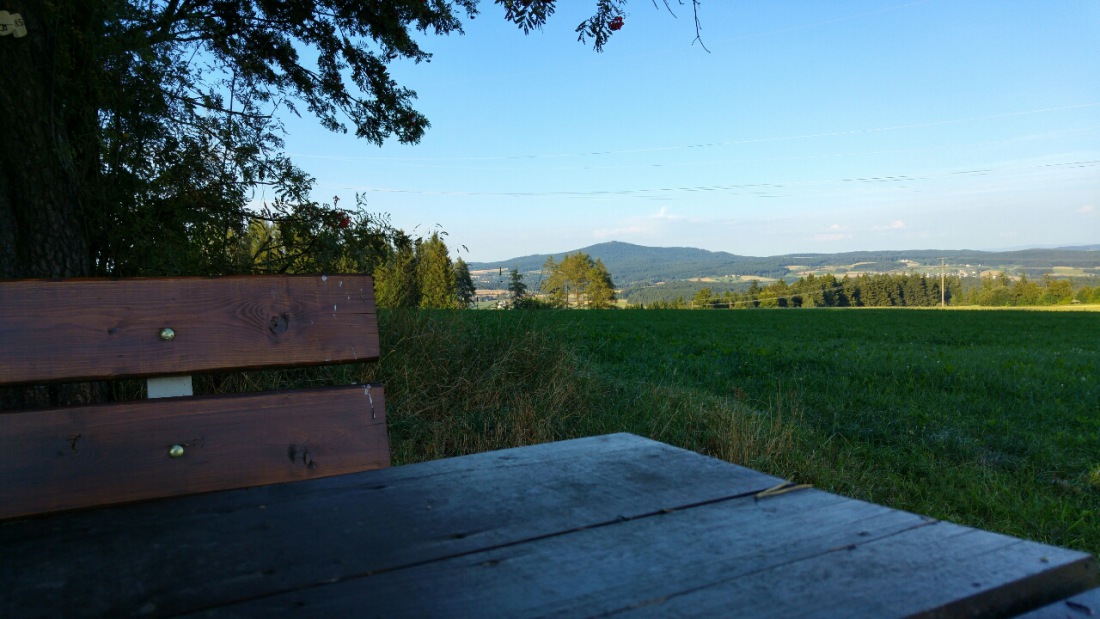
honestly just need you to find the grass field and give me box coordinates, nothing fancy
[357,308,1100,558]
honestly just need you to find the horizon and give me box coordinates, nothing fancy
[279,1,1100,262]
[464,239,1100,266]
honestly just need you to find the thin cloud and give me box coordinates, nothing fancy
[815,223,852,242]
[651,206,687,221]
[873,220,907,231]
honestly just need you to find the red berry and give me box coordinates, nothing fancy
[609,16,623,31]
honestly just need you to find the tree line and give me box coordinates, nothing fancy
[634,272,1097,309]
[961,273,1100,306]
[227,210,475,309]
[640,273,963,309]
[373,231,479,310]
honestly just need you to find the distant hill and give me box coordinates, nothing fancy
[471,242,771,283]
[469,241,1100,290]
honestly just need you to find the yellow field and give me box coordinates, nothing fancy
[947,303,1100,312]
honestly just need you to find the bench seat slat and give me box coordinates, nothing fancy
[0,275,379,385]
[0,385,387,520]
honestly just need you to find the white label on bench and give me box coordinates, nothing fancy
[147,376,194,398]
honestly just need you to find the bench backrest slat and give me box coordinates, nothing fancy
[0,386,387,520]
[0,275,379,385]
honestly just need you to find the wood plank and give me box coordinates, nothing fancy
[192,489,1097,618]
[0,385,388,519]
[0,275,379,385]
[621,523,1098,618]
[1016,587,1100,618]
[0,434,782,618]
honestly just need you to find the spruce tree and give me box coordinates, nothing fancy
[375,234,420,309]
[417,232,457,309]
[508,269,528,304]
[454,258,477,308]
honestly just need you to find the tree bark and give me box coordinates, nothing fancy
[1,2,107,411]
[0,1,98,280]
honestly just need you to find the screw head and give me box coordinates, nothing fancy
[159,327,176,341]
[169,444,185,458]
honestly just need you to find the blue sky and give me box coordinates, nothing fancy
[280,0,1100,262]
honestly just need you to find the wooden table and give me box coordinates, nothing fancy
[2,433,1096,617]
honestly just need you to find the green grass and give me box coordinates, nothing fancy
[353,308,1100,558]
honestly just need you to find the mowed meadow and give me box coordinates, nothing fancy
[349,307,1100,558]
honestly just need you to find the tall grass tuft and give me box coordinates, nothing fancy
[359,310,597,464]
[707,384,803,472]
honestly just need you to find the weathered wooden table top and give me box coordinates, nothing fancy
[2,433,1096,617]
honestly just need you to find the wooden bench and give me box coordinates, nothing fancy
[1,275,1097,617]
[0,275,388,519]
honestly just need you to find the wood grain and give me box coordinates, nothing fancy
[0,385,387,519]
[0,275,379,385]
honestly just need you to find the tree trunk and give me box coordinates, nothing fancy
[0,1,97,280]
[1,2,106,411]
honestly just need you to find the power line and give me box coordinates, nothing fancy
[295,127,1100,173]
[329,159,1100,199]
[289,103,1100,164]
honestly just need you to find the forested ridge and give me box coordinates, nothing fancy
[471,241,1100,287]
